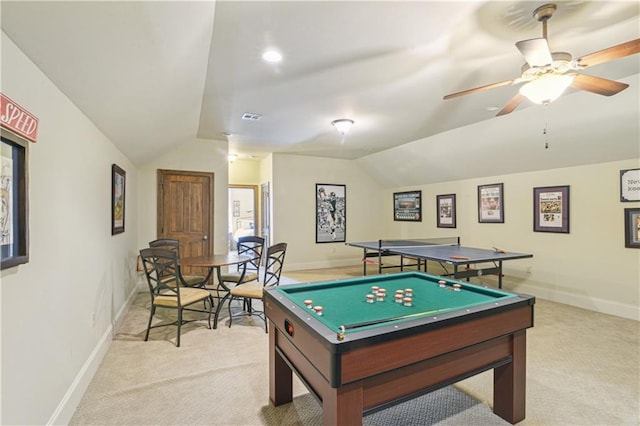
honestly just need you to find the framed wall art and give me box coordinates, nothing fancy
[393,190,422,222]
[1,132,29,269]
[533,185,570,233]
[111,164,126,235]
[436,194,456,228]
[624,208,640,248]
[316,184,346,243]
[620,168,640,202]
[478,183,503,223]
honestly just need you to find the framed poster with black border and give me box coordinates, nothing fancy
[1,131,29,269]
[478,183,503,223]
[624,208,640,248]
[111,164,126,235]
[436,194,456,228]
[533,185,570,233]
[316,184,346,243]
[393,190,422,222]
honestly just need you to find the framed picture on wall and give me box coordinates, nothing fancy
[1,132,29,269]
[316,184,346,243]
[620,168,640,202]
[533,185,570,233]
[111,164,126,235]
[436,194,456,228]
[393,190,422,221]
[478,183,503,223]
[624,208,640,248]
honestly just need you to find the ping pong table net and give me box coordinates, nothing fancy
[377,237,460,250]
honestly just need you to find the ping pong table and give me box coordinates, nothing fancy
[346,238,533,288]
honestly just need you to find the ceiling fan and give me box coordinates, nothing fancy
[443,3,640,116]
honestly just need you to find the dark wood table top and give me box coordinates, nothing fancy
[180,254,251,268]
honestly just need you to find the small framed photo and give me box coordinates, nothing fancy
[624,208,640,248]
[316,184,346,243]
[436,194,456,228]
[111,164,126,235]
[620,168,640,202]
[533,185,570,233]
[393,190,421,222]
[478,183,503,223]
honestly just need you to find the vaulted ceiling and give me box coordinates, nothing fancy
[2,1,638,181]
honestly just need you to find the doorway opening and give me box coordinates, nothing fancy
[228,185,259,251]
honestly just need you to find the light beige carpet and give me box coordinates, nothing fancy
[71,266,640,425]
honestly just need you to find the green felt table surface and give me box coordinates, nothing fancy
[275,272,516,333]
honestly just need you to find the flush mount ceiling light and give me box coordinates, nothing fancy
[228,154,238,163]
[331,119,354,136]
[262,50,282,63]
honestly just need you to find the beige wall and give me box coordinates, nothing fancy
[1,33,140,424]
[234,152,639,320]
[229,158,261,184]
[270,153,387,268]
[384,159,640,319]
[137,138,229,255]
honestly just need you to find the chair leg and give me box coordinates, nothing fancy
[176,308,183,347]
[207,296,214,329]
[213,293,230,329]
[145,305,156,341]
[227,296,235,328]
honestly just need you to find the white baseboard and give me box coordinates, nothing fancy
[47,285,139,425]
[285,257,362,272]
[513,282,639,321]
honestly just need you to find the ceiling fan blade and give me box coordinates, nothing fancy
[571,74,629,96]
[516,38,553,67]
[496,93,525,116]
[443,80,515,100]
[577,39,640,68]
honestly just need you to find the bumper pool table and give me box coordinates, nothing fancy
[263,271,535,425]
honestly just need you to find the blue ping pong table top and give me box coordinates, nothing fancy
[347,241,532,264]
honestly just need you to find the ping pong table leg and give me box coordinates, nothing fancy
[363,249,367,275]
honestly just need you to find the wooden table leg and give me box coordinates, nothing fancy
[322,383,363,426]
[494,330,527,423]
[269,324,292,406]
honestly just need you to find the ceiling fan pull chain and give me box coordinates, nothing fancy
[543,104,549,149]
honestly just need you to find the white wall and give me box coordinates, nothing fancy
[1,33,139,424]
[137,138,229,254]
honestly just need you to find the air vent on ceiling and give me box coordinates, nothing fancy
[241,112,262,121]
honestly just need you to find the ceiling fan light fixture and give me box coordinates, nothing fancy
[331,119,354,136]
[519,74,574,104]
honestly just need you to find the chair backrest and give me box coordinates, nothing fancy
[237,235,265,274]
[263,242,287,288]
[139,247,183,302]
[149,238,180,253]
[148,239,182,282]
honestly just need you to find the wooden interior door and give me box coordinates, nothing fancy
[157,169,214,273]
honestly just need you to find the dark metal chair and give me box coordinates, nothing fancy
[139,247,214,347]
[227,242,287,332]
[219,235,265,285]
[148,238,205,287]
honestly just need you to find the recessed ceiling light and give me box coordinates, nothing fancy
[262,50,282,63]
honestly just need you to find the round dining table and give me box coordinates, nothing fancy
[180,254,251,329]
